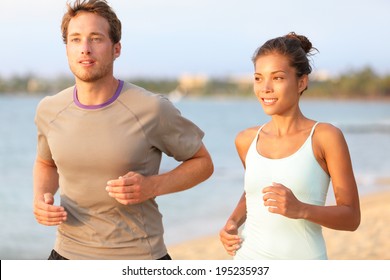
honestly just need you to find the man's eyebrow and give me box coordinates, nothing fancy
[68,32,81,37]
[90,32,106,37]
[68,32,106,37]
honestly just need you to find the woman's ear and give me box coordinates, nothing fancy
[298,74,309,95]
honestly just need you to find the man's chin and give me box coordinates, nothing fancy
[73,73,103,83]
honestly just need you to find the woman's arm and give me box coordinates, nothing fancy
[307,123,360,230]
[262,123,360,231]
[219,127,259,255]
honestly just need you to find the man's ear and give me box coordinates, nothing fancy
[113,42,121,59]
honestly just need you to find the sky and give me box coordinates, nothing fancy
[0,0,389,79]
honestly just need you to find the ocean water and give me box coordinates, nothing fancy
[1,94,390,259]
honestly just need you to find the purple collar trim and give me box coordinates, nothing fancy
[73,79,124,110]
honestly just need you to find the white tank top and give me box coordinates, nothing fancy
[234,122,330,260]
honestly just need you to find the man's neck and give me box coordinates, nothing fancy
[75,77,119,106]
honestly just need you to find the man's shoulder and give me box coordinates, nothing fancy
[119,81,172,110]
[40,86,74,104]
[120,82,158,100]
[36,86,74,116]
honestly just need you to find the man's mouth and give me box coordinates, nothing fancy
[79,59,95,66]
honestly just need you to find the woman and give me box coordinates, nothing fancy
[219,32,360,259]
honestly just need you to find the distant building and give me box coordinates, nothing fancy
[311,70,332,81]
[27,78,42,93]
[228,74,253,88]
[178,74,208,91]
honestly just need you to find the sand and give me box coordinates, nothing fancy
[167,190,390,260]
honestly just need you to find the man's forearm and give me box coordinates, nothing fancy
[33,156,59,200]
[153,144,213,196]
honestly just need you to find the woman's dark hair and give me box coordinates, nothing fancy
[252,32,318,78]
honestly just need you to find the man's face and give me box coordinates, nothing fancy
[66,12,121,82]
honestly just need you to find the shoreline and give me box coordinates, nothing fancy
[167,190,390,260]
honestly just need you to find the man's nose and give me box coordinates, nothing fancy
[81,41,92,55]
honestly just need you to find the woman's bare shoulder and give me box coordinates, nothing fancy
[314,122,347,151]
[234,126,262,165]
[315,122,345,138]
[235,126,261,144]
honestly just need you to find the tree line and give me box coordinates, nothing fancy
[0,67,389,99]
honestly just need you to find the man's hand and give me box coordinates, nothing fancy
[33,193,67,226]
[106,172,157,205]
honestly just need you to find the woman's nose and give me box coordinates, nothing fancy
[261,80,272,93]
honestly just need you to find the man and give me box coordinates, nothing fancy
[33,0,213,260]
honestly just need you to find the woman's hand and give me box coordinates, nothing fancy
[262,182,305,219]
[219,219,242,256]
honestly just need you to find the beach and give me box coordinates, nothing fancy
[167,190,390,260]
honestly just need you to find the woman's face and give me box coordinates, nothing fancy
[253,53,307,116]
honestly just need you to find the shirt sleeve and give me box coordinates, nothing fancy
[34,97,54,161]
[148,95,205,162]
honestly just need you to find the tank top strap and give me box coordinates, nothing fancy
[258,123,319,138]
[256,123,319,145]
[254,124,266,142]
[257,124,266,135]
[309,122,320,138]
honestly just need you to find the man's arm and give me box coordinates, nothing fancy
[106,143,213,205]
[33,156,67,225]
